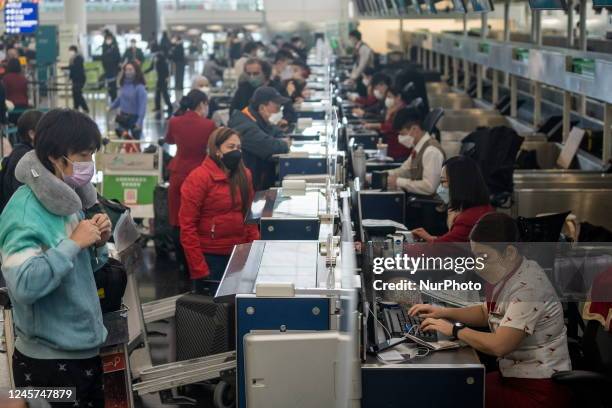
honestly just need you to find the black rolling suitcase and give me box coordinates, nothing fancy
[175,293,235,361]
[153,184,175,258]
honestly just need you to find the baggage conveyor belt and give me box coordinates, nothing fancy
[133,351,236,395]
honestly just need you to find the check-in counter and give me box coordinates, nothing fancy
[429,93,474,110]
[511,140,612,229]
[426,82,451,95]
[437,109,512,158]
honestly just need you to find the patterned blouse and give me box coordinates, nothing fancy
[486,258,571,378]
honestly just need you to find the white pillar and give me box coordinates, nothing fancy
[63,0,87,58]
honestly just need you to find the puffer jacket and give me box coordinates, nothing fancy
[179,156,260,279]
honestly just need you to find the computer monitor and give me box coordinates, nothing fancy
[432,0,459,12]
[528,0,567,10]
[425,0,438,13]
[468,0,494,12]
[453,0,468,12]
[412,0,429,14]
[593,0,612,7]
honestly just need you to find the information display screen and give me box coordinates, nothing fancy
[528,0,567,10]
[592,0,611,7]
[4,1,39,34]
[469,0,494,12]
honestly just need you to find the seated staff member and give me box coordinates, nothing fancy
[348,67,376,105]
[179,127,260,294]
[166,89,216,273]
[412,156,494,243]
[362,86,410,161]
[352,73,391,120]
[410,213,571,408]
[228,86,290,191]
[387,107,445,196]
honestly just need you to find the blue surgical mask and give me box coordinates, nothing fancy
[437,184,449,205]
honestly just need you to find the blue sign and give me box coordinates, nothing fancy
[4,2,39,35]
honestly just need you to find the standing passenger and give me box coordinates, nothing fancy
[68,45,89,113]
[166,90,216,272]
[110,62,148,140]
[0,109,111,408]
[179,127,260,294]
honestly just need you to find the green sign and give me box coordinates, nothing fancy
[35,25,57,97]
[102,174,158,206]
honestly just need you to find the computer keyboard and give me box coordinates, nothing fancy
[404,315,438,343]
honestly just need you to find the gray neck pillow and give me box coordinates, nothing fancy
[15,150,97,216]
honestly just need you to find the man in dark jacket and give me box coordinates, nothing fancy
[0,109,43,211]
[101,33,121,101]
[228,87,290,191]
[171,36,186,92]
[145,44,173,118]
[230,58,270,114]
[123,38,145,65]
[68,45,89,113]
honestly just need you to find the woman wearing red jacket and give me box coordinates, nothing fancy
[412,156,493,243]
[166,89,216,272]
[179,127,260,293]
[2,58,29,124]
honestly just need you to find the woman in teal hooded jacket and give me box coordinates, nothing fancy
[0,109,112,408]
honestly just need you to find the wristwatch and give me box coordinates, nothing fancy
[452,322,466,340]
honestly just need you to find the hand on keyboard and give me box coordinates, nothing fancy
[404,315,438,343]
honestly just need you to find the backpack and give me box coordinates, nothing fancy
[94,257,127,313]
[460,126,524,207]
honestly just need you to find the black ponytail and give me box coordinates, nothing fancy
[174,89,209,116]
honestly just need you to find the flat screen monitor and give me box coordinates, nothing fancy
[593,0,612,6]
[432,0,459,12]
[414,0,427,13]
[528,0,567,10]
[426,0,438,13]
[4,1,38,35]
[453,0,468,12]
[469,0,494,12]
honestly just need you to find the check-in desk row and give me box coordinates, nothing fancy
[217,203,358,407]
[246,186,337,242]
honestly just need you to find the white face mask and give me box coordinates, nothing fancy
[268,110,283,125]
[256,49,266,59]
[385,97,395,109]
[199,86,211,95]
[437,184,450,204]
[362,77,370,87]
[280,65,293,81]
[398,133,415,148]
[373,89,384,100]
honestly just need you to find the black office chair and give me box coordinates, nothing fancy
[553,320,612,407]
[423,108,444,136]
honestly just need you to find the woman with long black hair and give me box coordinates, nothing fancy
[411,156,494,243]
[179,127,259,294]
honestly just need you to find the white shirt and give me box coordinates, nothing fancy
[388,133,444,195]
[486,258,571,379]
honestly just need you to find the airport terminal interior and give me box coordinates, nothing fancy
[0,0,612,407]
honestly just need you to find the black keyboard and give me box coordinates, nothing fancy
[404,315,438,343]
